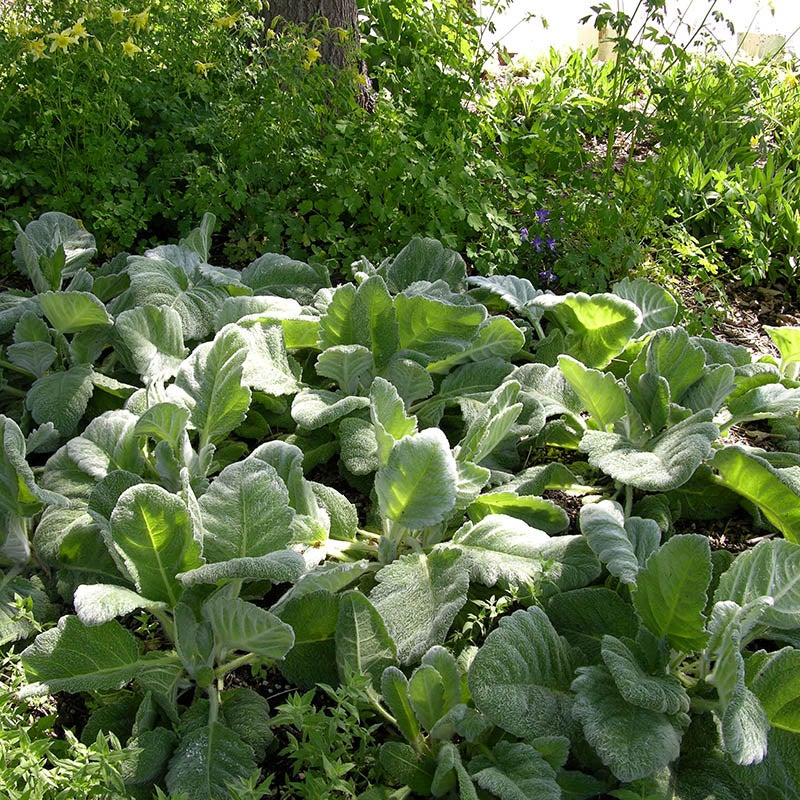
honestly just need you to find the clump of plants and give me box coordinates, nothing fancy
[2,211,800,799]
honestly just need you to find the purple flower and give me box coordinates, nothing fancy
[520,227,529,242]
[531,234,543,252]
[539,268,557,285]
[535,209,550,225]
[546,237,556,253]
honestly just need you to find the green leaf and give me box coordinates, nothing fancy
[379,741,436,795]
[612,277,677,335]
[316,344,374,395]
[633,534,711,652]
[580,410,718,492]
[467,491,569,534]
[116,305,188,383]
[179,212,216,262]
[714,539,800,632]
[721,684,770,766]
[234,322,302,395]
[408,664,446,732]
[65,409,144,481]
[726,382,800,428]
[73,584,167,626]
[428,316,525,374]
[547,587,639,663]
[749,647,800,732]
[580,500,660,585]
[214,294,303,329]
[451,514,554,587]
[558,355,626,430]
[468,274,544,324]
[385,237,467,292]
[26,365,94,436]
[713,446,800,542]
[470,741,561,800]
[572,665,685,782]
[352,275,400,370]
[370,376,418,465]
[468,607,577,740]
[175,326,252,448]
[339,417,380,475]
[165,723,256,800]
[110,484,201,607]
[199,458,294,562]
[19,615,142,697]
[336,590,397,686]
[601,635,689,714]
[241,252,329,302]
[371,549,469,665]
[177,550,306,587]
[318,283,356,348]
[374,428,458,529]
[220,687,273,762]
[764,325,800,380]
[0,414,66,516]
[276,590,340,687]
[202,593,294,661]
[13,212,96,292]
[134,403,191,450]
[7,340,58,378]
[0,575,54,645]
[127,250,227,341]
[291,389,370,430]
[39,291,111,334]
[381,666,421,745]
[456,381,523,464]
[381,358,434,405]
[545,292,641,368]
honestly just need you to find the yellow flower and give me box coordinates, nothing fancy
[750,134,761,149]
[130,9,149,33]
[28,38,48,60]
[110,8,126,24]
[47,28,78,53]
[121,37,142,57]
[194,60,215,76]
[8,19,31,37]
[304,46,321,69]
[212,12,240,29]
[70,17,90,39]
[783,72,797,89]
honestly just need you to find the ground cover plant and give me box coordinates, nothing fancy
[2,212,800,799]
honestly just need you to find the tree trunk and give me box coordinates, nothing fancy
[265,0,359,70]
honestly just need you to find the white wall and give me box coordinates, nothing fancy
[478,0,800,59]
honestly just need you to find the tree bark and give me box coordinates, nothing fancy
[265,0,360,70]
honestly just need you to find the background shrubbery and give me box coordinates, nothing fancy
[2,0,800,291]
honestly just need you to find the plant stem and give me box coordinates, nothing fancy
[216,652,258,679]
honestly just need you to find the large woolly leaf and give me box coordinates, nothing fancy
[764,325,800,380]
[73,584,167,626]
[39,291,111,334]
[241,252,329,302]
[0,415,66,516]
[316,344,374,395]
[572,665,685,782]
[612,277,677,335]
[725,382,800,428]
[428,316,525,374]
[456,381,523,464]
[198,458,294,562]
[601,635,689,714]
[371,549,469,664]
[116,305,188,383]
[174,326,251,448]
[468,607,577,740]
[557,355,626,430]
[381,667,421,745]
[13,212,96,292]
[127,250,227,341]
[470,741,561,800]
[351,275,400,370]
[26,365,94,436]
[713,447,800,543]
[374,428,458,529]
[633,534,711,652]
[336,590,397,685]
[580,500,660,585]
[177,551,305,587]
[65,409,144,481]
[468,491,569,534]
[110,484,201,607]
[547,587,639,663]
[749,647,800,732]
[291,389,370,430]
[451,514,556,587]
[714,539,800,632]
[276,590,340,687]
[370,376,418,465]
[19,615,143,696]
[165,723,255,800]
[394,289,486,363]
[134,403,191,451]
[545,292,642,368]
[580,410,718,491]
[233,322,302,395]
[202,593,294,661]
[385,237,467,292]
[467,274,544,324]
